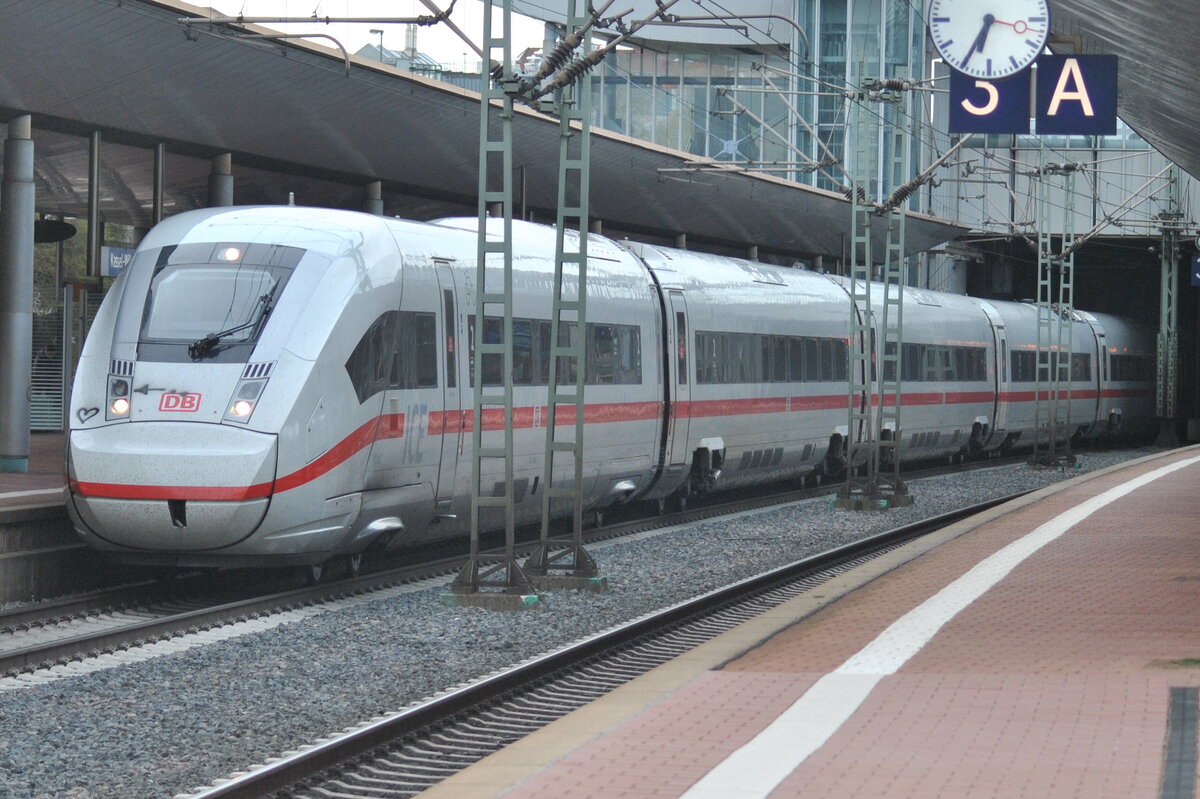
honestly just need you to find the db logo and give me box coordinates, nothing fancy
[159,393,201,412]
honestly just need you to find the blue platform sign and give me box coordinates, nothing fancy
[1191,255,1200,288]
[1035,55,1118,135]
[100,246,135,277]
[949,70,1030,134]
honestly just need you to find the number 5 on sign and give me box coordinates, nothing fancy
[949,70,1030,133]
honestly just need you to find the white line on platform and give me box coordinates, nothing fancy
[680,453,1200,799]
[0,487,64,500]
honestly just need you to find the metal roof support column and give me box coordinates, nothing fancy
[447,0,540,610]
[838,96,881,510]
[873,80,912,509]
[1156,166,1181,445]
[87,132,101,281]
[525,0,605,593]
[875,204,911,507]
[0,115,34,473]
[837,179,877,509]
[1058,172,1076,459]
[1030,149,1076,467]
[207,153,233,208]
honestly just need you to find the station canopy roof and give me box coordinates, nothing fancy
[520,0,1200,185]
[6,2,1193,259]
[0,0,963,260]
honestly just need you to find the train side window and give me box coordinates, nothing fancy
[732,333,756,383]
[1072,352,1091,381]
[765,336,786,382]
[903,343,920,382]
[787,336,804,382]
[414,313,437,387]
[675,311,688,385]
[556,320,579,385]
[387,311,437,390]
[513,319,533,385]
[1011,350,1035,382]
[535,320,552,384]
[695,332,717,384]
[1111,353,1152,381]
[969,347,987,381]
[443,290,456,389]
[882,341,897,382]
[587,323,616,384]
[611,324,641,384]
[819,338,835,381]
[583,323,640,385]
[347,311,398,404]
[803,338,821,381]
[833,339,848,381]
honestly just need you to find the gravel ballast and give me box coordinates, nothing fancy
[0,447,1171,798]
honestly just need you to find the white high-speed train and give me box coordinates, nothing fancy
[65,207,1156,574]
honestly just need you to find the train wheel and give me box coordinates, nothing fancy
[346,552,363,578]
[306,561,326,585]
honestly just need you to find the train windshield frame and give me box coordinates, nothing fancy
[136,242,305,363]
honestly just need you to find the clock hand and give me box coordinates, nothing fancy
[962,13,996,66]
[991,18,1044,35]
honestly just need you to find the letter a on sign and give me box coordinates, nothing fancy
[1036,55,1117,135]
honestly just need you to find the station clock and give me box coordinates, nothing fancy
[928,0,1051,79]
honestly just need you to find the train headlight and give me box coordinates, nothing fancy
[224,378,267,423]
[106,377,131,420]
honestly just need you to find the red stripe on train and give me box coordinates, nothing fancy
[72,386,1153,501]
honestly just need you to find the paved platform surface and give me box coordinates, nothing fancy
[420,446,1200,799]
[0,432,65,509]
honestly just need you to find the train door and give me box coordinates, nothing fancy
[434,262,462,519]
[977,301,1008,440]
[666,291,690,466]
[1090,322,1108,429]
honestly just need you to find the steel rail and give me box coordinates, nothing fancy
[0,452,1044,677]
[185,490,1031,798]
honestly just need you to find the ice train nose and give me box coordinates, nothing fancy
[68,422,277,551]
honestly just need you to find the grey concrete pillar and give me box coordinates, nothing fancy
[674,233,687,250]
[153,143,165,224]
[207,153,233,207]
[0,115,34,472]
[589,219,602,234]
[747,245,759,261]
[363,180,383,215]
[88,131,100,280]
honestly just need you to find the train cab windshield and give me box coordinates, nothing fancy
[136,242,305,363]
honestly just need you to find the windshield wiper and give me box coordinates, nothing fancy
[188,288,277,360]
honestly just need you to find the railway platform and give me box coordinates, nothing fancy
[0,432,65,511]
[421,445,1200,799]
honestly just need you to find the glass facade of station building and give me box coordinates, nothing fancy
[520,0,1195,299]
[581,0,928,199]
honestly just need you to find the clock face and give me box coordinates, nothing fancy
[927,0,1051,79]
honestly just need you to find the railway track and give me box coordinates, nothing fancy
[0,453,1054,683]
[180,491,1029,799]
